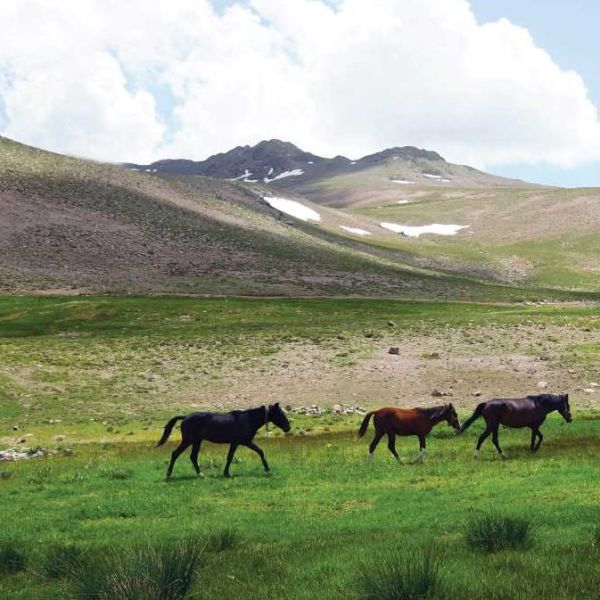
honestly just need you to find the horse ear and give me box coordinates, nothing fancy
[275,402,280,407]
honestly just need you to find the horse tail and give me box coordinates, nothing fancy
[156,416,185,446]
[358,412,374,438]
[459,403,485,434]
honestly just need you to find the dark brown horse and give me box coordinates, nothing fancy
[157,404,291,479]
[459,393,572,459]
[358,404,460,463]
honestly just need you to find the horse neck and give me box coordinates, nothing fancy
[426,408,447,426]
[247,406,267,431]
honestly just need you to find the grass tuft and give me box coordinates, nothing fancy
[74,535,205,600]
[465,514,533,553]
[357,546,441,600]
[593,524,600,549]
[39,542,85,580]
[0,541,27,574]
[207,528,243,552]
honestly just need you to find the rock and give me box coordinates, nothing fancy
[431,389,444,397]
[584,388,596,394]
[387,321,397,327]
[55,435,65,442]
[11,425,18,431]
[388,347,400,355]
[473,391,482,397]
[590,382,598,387]
[537,381,548,389]
[332,404,343,414]
[284,404,293,412]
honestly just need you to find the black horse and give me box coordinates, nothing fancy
[157,403,291,479]
[459,393,572,459]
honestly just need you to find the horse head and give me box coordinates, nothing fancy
[445,403,461,432]
[268,403,291,433]
[558,393,572,423]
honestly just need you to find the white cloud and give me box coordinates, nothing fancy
[0,0,599,167]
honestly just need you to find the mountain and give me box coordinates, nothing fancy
[125,139,528,198]
[2,134,598,298]
[1,134,520,300]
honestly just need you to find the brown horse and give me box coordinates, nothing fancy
[459,393,572,459]
[358,404,461,463]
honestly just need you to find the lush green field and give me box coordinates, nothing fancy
[1,295,600,598]
[1,418,600,599]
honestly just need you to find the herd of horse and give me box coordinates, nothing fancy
[157,393,572,479]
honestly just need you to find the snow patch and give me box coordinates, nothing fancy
[423,173,443,180]
[264,169,304,183]
[340,226,371,236]
[380,222,468,237]
[396,200,410,204]
[230,169,252,181]
[391,179,415,185]
[263,196,321,222]
[350,161,357,165]
[267,167,274,175]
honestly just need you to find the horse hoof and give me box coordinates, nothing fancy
[501,452,509,460]
[473,450,480,459]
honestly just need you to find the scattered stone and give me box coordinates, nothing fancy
[55,435,65,442]
[431,389,452,397]
[388,347,400,355]
[284,404,293,412]
[47,419,62,424]
[473,391,482,397]
[0,447,52,461]
[332,404,343,414]
[11,425,18,431]
[387,321,397,327]
[537,381,548,389]
[584,388,596,394]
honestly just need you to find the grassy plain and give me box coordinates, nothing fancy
[1,295,600,598]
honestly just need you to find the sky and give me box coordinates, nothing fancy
[1,0,599,187]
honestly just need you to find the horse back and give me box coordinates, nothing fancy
[181,411,252,443]
[373,407,431,435]
[483,397,544,428]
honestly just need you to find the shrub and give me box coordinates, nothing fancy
[74,536,205,600]
[466,514,533,553]
[208,528,243,552]
[358,546,440,600]
[40,543,84,580]
[0,541,27,574]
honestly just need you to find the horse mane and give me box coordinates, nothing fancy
[419,405,449,420]
[525,393,561,405]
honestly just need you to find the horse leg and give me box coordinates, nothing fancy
[244,441,270,473]
[190,440,203,476]
[223,443,239,478]
[530,427,537,451]
[165,440,191,480]
[474,424,493,459]
[413,435,426,464]
[367,432,384,462]
[491,426,508,459]
[534,429,543,452]
[386,434,401,463]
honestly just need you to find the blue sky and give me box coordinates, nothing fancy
[1,0,599,187]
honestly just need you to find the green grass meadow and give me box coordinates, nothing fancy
[1,295,600,598]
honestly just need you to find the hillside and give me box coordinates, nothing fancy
[2,135,599,297]
[0,134,526,300]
